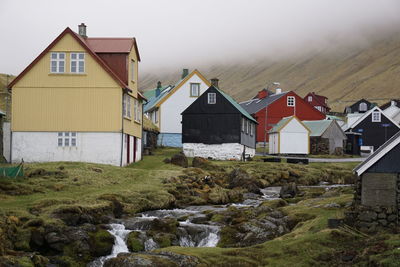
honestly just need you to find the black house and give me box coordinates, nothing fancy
[344,99,374,114]
[345,106,400,151]
[181,80,258,160]
[352,131,400,228]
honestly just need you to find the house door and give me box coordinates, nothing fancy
[127,135,130,164]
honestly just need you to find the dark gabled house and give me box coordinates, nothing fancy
[344,99,374,114]
[303,92,330,114]
[344,106,400,151]
[353,131,400,226]
[181,79,258,160]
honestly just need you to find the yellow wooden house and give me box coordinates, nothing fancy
[8,24,145,166]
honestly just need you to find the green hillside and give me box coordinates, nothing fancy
[140,31,400,112]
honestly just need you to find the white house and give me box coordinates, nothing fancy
[144,69,211,147]
[269,116,310,155]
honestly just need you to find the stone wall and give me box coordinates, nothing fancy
[310,137,329,155]
[346,173,399,231]
[183,143,255,161]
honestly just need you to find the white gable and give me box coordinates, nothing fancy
[160,73,209,133]
[281,118,309,134]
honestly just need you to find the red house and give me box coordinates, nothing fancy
[240,88,326,143]
[303,92,330,114]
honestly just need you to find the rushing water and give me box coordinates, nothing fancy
[88,224,132,267]
[89,184,351,266]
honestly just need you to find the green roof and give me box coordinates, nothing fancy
[216,87,257,123]
[303,120,332,136]
[143,85,170,100]
[269,117,292,133]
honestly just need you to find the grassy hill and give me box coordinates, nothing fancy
[140,31,400,112]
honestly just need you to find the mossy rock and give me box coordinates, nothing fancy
[149,232,176,248]
[150,218,179,234]
[260,199,288,209]
[217,226,240,248]
[127,231,145,252]
[31,254,50,267]
[89,228,114,257]
[14,228,31,251]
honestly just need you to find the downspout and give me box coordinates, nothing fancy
[120,89,126,167]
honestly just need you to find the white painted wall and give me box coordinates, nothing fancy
[12,132,123,166]
[278,118,309,154]
[183,143,255,160]
[161,74,209,133]
[3,122,10,162]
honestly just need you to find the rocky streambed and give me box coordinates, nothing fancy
[88,185,353,266]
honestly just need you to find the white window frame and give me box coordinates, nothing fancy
[372,111,381,122]
[131,60,135,82]
[208,93,216,104]
[308,96,312,102]
[241,118,245,132]
[154,110,158,123]
[287,96,295,107]
[190,83,200,97]
[250,123,254,136]
[50,52,65,73]
[70,52,85,73]
[58,132,77,147]
[123,94,131,118]
[245,120,249,134]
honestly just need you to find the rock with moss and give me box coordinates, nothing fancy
[127,231,145,252]
[14,228,32,251]
[89,228,115,257]
[170,152,188,168]
[227,168,262,194]
[104,251,199,267]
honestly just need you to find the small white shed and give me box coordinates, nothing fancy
[269,116,310,155]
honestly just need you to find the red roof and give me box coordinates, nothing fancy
[8,27,145,100]
[86,38,141,61]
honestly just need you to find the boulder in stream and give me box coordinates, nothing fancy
[279,182,298,198]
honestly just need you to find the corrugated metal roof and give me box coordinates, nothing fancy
[240,92,287,114]
[216,87,257,123]
[143,85,174,112]
[303,120,332,136]
[143,86,170,100]
[86,38,134,53]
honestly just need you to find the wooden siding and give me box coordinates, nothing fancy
[12,87,121,131]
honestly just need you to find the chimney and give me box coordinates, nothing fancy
[257,89,268,99]
[78,23,87,38]
[211,78,219,88]
[181,69,189,79]
[391,100,397,106]
[276,88,282,94]
[155,81,162,97]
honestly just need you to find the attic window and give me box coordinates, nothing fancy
[70,53,85,73]
[287,96,295,107]
[50,52,65,73]
[372,111,381,122]
[208,93,216,104]
[359,102,367,112]
[308,96,312,102]
[190,83,200,97]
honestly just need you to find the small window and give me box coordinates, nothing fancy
[208,93,216,104]
[359,102,368,112]
[134,99,141,122]
[190,83,200,97]
[250,123,254,136]
[70,53,85,73]
[246,120,249,134]
[241,118,245,132]
[50,52,65,73]
[154,110,158,123]
[287,96,295,107]
[58,132,77,147]
[372,111,381,122]
[308,96,312,102]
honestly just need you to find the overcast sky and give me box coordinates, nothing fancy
[1,0,399,75]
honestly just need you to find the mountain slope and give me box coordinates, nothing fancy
[140,33,400,112]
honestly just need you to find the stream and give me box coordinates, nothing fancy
[89,184,350,266]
